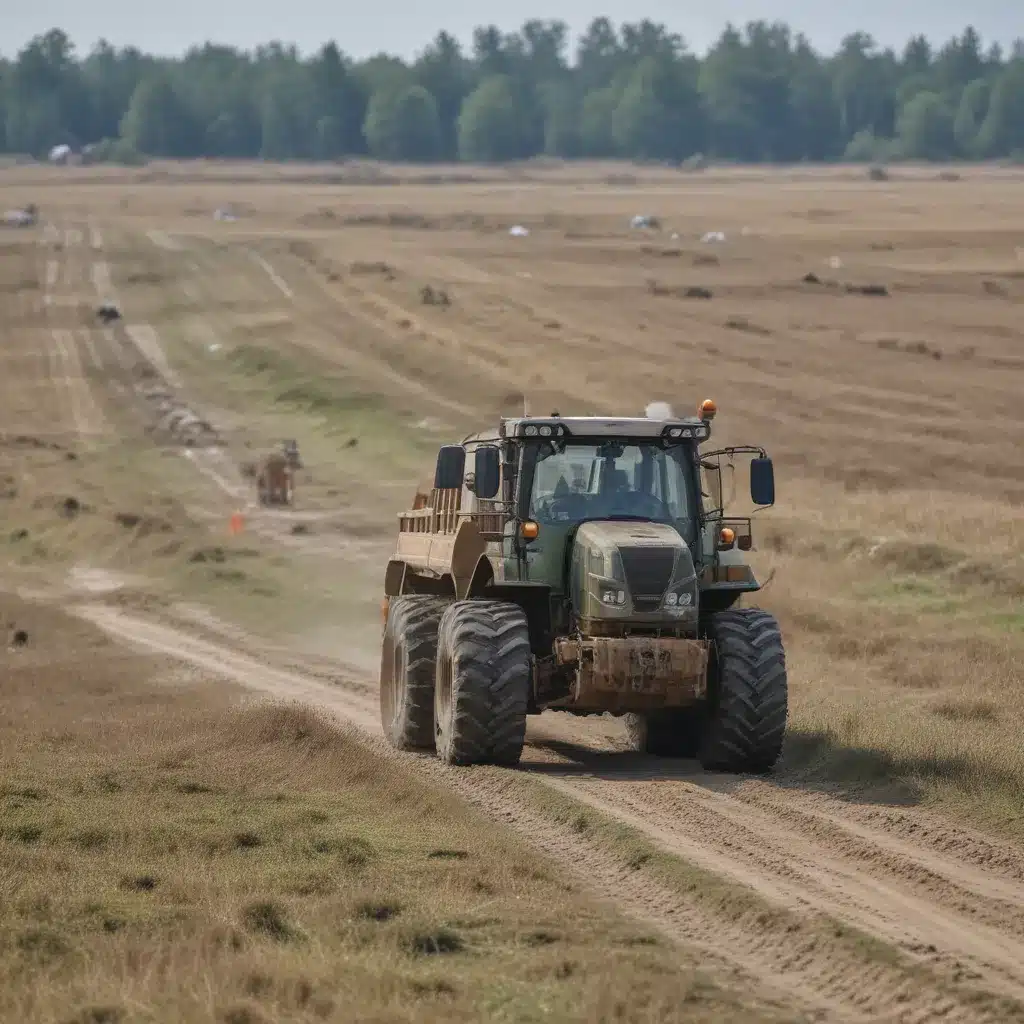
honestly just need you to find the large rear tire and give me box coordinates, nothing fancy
[379,595,451,751]
[434,600,531,766]
[698,607,788,774]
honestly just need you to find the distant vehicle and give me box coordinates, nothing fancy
[256,451,294,506]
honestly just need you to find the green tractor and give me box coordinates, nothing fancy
[379,400,786,773]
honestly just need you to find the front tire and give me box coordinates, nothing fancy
[434,600,531,766]
[698,607,788,774]
[379,596,451,751]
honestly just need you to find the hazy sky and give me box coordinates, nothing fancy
[5,1,1018,60]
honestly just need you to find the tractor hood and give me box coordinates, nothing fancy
[570,520,699,634]
[576,519,684,554]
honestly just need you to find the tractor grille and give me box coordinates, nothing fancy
[619,547,674,605]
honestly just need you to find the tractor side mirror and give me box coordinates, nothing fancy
[473,446,501,499]
[750,457,775,507]
[434,445,466,490]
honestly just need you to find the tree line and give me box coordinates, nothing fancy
[2,22,1023,166]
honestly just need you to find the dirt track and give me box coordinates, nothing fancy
[66,595,1024,1024]
[3,173,1024,1022]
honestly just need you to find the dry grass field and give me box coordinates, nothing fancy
[1,160,1023,1022]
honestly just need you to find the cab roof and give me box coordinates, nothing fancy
[500,416,709,439]
[461,415,713,446]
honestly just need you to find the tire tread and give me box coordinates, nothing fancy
[381,595,450,750]
[436,600,531,766]
[699,607,788,773]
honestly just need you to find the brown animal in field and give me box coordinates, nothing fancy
[280,439,302,469]
[257,452,294,506]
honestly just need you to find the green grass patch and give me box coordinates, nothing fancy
[225,342,442,454]
[985,608,1024,635]
[856,574,965,615]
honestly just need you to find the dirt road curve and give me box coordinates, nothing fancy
[74,601,1024,1024]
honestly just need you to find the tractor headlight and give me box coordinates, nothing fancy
[662,587,695,613]
[590,558,629,609]
[662,573,697,613]
[585,547,630,611]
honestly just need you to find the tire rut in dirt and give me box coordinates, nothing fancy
[522,712,1024,1000]
[556,771,1024,998]
[439,766,1011,1024]
[379,595,451,751]
[700,607,788,773]
[720,789,1024,931]
[435,599,530,766]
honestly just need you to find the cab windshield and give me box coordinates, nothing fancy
[528,440,695,535]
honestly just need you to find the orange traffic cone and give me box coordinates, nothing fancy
[229,511,244,535]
